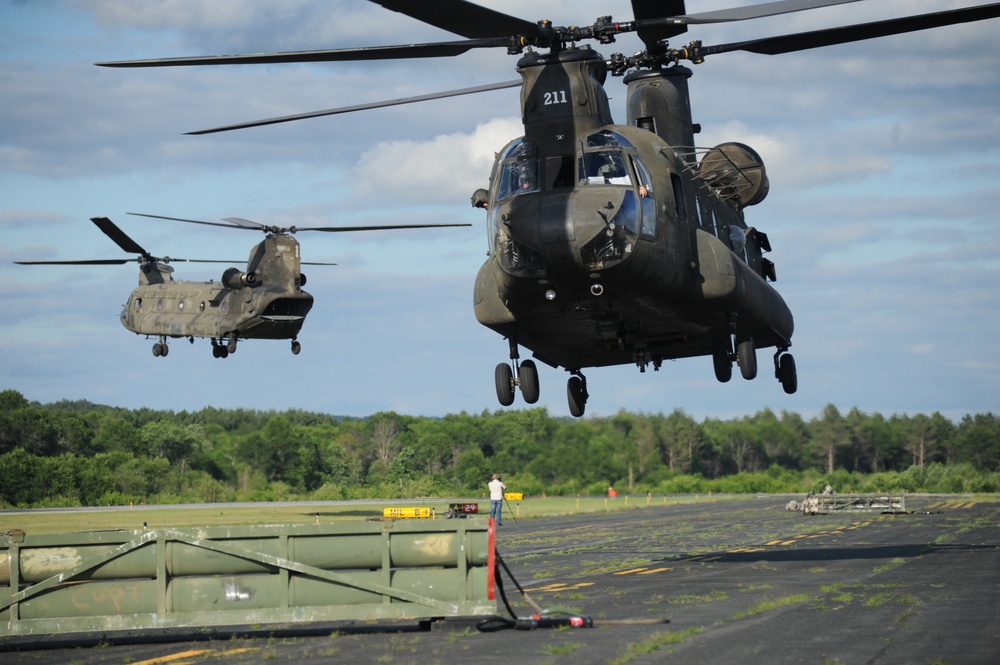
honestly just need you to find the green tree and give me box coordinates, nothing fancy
[811,404,849,474]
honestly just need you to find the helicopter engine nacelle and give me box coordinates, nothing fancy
[222,267,258,289]
[699,142,769,208]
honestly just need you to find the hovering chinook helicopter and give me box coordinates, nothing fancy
[16,214,469,358]
[96,0,1000,414]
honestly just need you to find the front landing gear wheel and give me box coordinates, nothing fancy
[777,353,797,394]
[519,359,540,404]
[152,342,168,357]
[736,335,757,380]
[495,363,515,406]
[567,373,588,418]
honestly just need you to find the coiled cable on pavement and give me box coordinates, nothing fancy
[477,549,669,632]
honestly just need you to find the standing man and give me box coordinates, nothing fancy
[488,473,507,526]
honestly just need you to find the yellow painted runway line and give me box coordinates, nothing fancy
[638,567,673,575]
[130,650,210,665]
[613,567,650,575]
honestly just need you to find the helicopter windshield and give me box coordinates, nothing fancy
[580,150,632,186]
[498,158,540,200]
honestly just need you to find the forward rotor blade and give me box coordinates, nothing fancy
[15,258,133,266]
[370,0,545,39]
[96,38,505,68]
[91,216,150,257]
[188,79,521,135]
[128,212,263,230]
[298,223,471,232]
[701,2,1000,57]
[301,261,339,266]
[169,258,247,264]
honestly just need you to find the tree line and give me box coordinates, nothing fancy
[0,389,998,508]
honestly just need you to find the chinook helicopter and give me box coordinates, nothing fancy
[16,214,469,358]
[96,0,1000,414]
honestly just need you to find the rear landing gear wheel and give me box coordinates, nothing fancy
[291,340,302,355]
[712,337,732,383]
[776,353,797,394]
[227,337,238,354]
[567,372,588,418]
[495,363,515,406]
[736,335,757,380]
[152,336,169,357]
[519,359,540,404]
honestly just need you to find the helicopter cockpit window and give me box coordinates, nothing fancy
[499,138,534,160]
[580,150,633,186]
[586,130,635,149]
[497,158,540,200]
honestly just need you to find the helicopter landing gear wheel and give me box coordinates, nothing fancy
[152,336,168,357]
[712,337,732,383]
[495,363,515,406]
[775,352,797,394]
[566,371,588,418]
[736,335,757,380]
[211,339,229,358]
[291,340,301,355]
[518,359,540,404]
[226,337,238,354]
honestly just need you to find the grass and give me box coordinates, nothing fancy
[1,495,735,535]
[611,627,704,664]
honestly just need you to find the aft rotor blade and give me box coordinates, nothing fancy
[298,223,471,232]
[701,2,1000,57]
[631,0,687,44]
[91,216,150,257]
[15,258,132,266]
[96,38,506,68]
[671,0,861,26]
[188,80,521,135]
[370,0,545,39]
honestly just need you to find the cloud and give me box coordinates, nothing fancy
[352,117,521,203]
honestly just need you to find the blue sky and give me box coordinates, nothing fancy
[2,0,998,421]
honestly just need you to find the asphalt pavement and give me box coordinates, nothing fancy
[3,495,997,664]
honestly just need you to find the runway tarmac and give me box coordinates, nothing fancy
[4,495,998,664]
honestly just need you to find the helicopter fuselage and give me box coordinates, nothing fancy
[475,121,792,369]
[474,47,794,411]
[121,233,314,354]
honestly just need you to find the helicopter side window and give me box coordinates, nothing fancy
[630,155,656,236]
[671,174,686,222]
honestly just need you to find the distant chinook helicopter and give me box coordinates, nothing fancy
[16,214,469,358]
[96,0,1000,413]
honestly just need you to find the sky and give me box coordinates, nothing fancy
[1,0,998,422]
